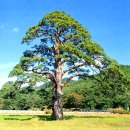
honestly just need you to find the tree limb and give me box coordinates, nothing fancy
[32,69,57,84]
[62,62,87,77]
[61,59,69,66]
[62,73,103,87]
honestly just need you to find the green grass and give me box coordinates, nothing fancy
[0,113,130,130]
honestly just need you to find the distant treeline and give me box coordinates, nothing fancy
[0,65,130,110]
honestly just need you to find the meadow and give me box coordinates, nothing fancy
[0,113,130,130]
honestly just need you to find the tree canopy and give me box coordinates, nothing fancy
[9,11,114,120]
[9,11,111,86]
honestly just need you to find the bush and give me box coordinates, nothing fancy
[44,106,52,114]
[108,107,129,114]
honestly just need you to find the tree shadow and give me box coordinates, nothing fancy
[3,114,113,121]
[4,117,33,121]
[37,115,52,121]
[4,115,35,121]
[63,115,109,120]
[3,115,52,121]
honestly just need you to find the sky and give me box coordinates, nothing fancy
[0,0,130,88]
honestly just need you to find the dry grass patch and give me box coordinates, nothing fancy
[0,113,129,130]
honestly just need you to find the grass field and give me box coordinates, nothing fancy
[0,113,130,130]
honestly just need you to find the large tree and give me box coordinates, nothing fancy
[10,11,111,120]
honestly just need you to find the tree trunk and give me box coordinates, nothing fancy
[52,89,63,120]
[52,36,63,120]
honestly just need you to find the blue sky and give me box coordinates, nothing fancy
[0,0,130,87]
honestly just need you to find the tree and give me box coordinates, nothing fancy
[120,65,130,77]
[98,64,130,109]
[0,82,18,110]
[63,92,83,109]
[0,82,17,99]
[0,82,45,110]
[62,68,129,110]
[9,11,111,120]
[119,65,130,110]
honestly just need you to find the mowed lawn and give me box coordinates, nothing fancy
[0,113,130,130]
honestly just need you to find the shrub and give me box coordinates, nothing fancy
[108,107,129,114]
[44,106,52,114]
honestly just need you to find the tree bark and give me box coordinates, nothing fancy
[51,56,63,120]
[51,88,63,120]
[51,29,63,120]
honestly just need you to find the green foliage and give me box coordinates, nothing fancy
[108,107,129,114]
[98,63,129,109]
[9,68,46,88]
[120,65,130,77]
[5,11,129,112]
[62,64,129,110]
[0,82,17,99]
[9,64,24,76]
[63,92,83,108]
[44,106,52,114]
[0,82,52,110]
[0,69,129,110]
[10,10,111,92]
[0,98,4,109]
[119,65,130,108]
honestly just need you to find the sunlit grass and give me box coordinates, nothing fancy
[0,113,130,130]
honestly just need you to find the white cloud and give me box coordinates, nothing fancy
[0,62,17,88]
[0,77,16,88]
[13,27,19,32]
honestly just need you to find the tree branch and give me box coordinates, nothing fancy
[62,73,103,87]
[32,69,57,84]
[61,59,70,66]
[62,62,87,77]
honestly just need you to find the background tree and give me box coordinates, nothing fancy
[9,11,111,120]
[0,82,18,110]
[0,82,49,110]
[98,64,130,109]
[120,65,130,110]
[63,92,83,109]
[0,69,129,111]
[120,65,130,77]
[62,65,129,110]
